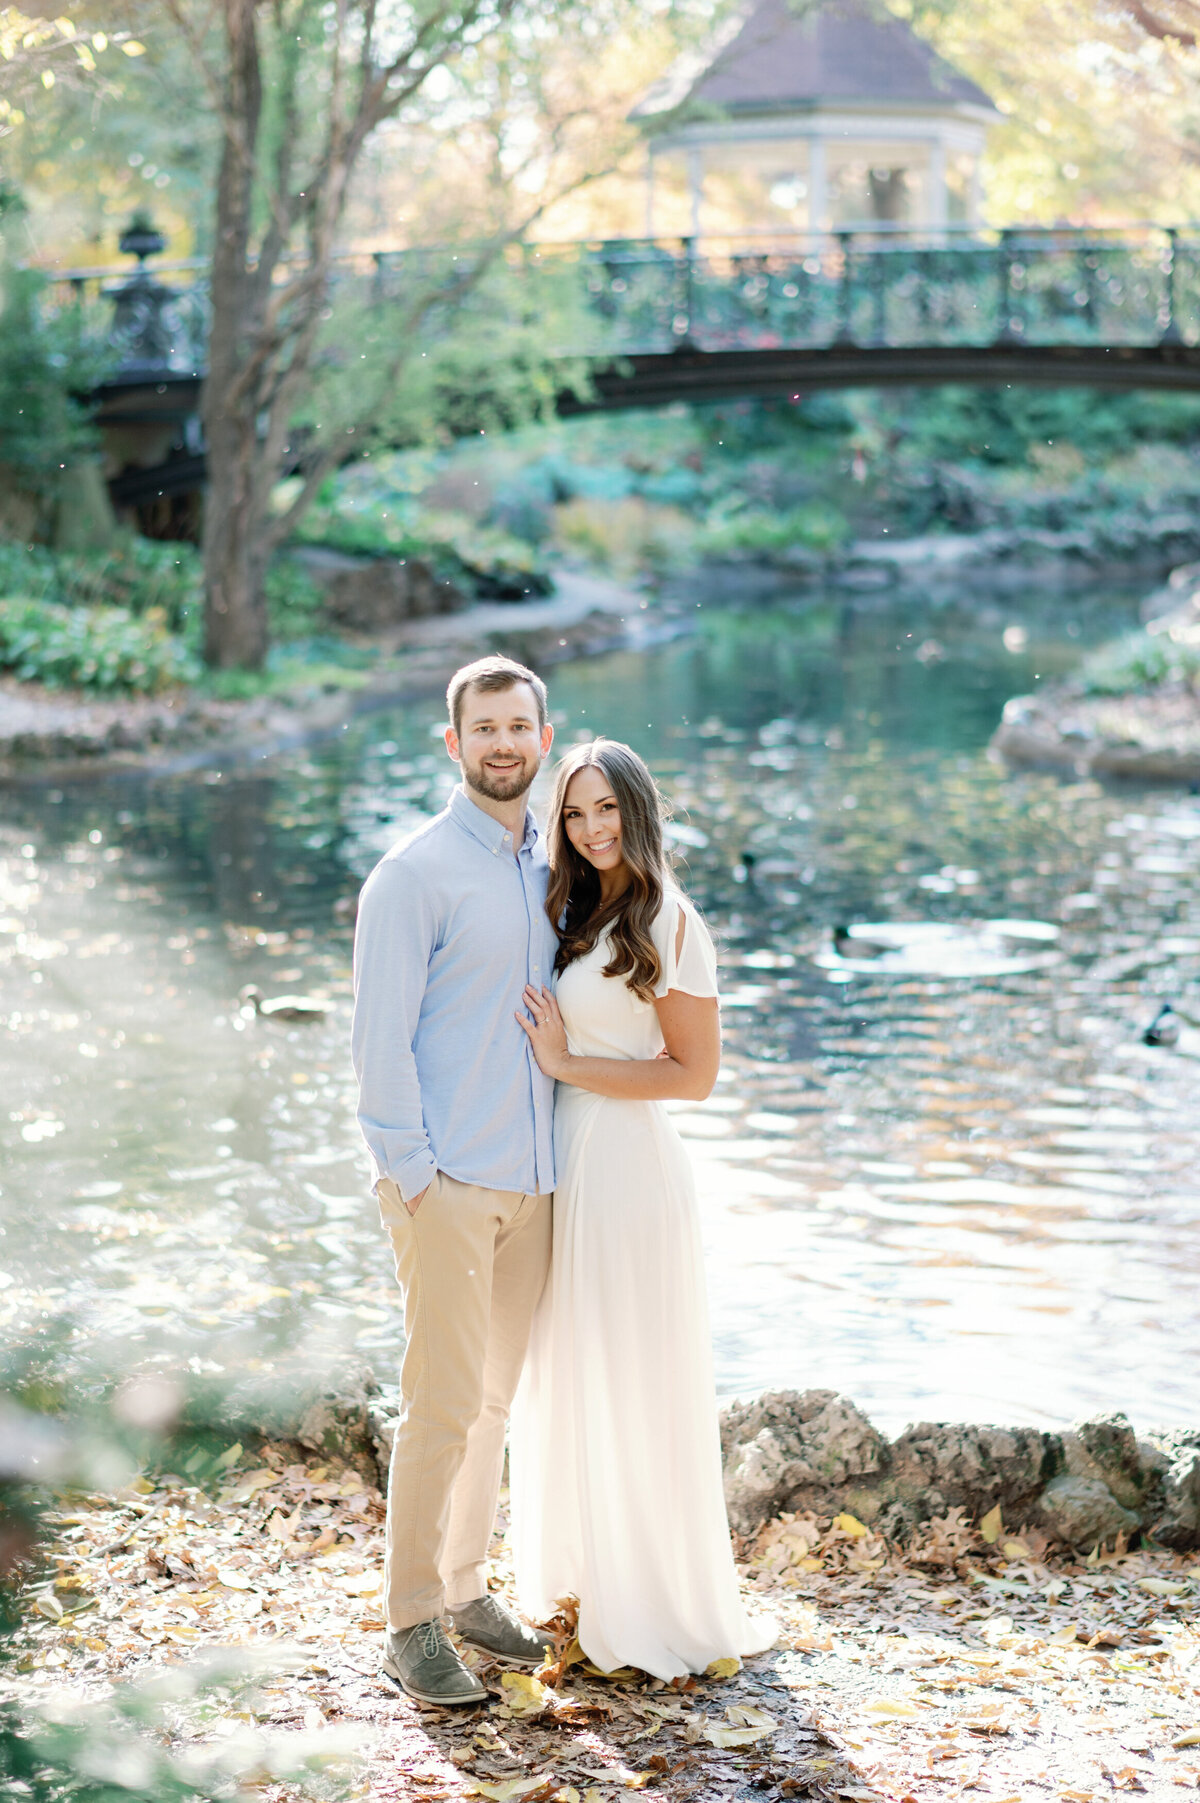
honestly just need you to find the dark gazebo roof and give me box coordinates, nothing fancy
[633,0,996,120]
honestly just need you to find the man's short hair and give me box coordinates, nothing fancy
[446,654,548,737]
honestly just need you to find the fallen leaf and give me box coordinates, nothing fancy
[216,1566,255,1591]
[863,1697,920,1720]
[467,1781,551,1802]
[500,1671,551,1718]
[705,1656,741,1679]
[1138,1578,1188,1598]
[1001,1538,1029,1559]
[835,1512,869,1539]
[979,1504,1003,1544]
[1174,1728,1200,1749]
[794,1556,824,1572]
[726,1703,778,1730]
[333,1570,381,1596]
[701,1723,775,1748]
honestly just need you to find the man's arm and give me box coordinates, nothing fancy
[351,856,439,1204]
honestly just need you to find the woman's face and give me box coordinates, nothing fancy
[562,764,625,875]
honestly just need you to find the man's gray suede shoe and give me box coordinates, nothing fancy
[382,1619,487,1705]
[447,1594,553,1668]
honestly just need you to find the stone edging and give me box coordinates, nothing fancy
[194,1360,1200,1555]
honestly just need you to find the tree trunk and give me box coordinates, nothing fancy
[202,0,269,671]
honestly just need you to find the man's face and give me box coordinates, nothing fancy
[446,682,553,803]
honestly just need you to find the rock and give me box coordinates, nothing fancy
[720,1389,889,1536]
[323,556,467,628]
[888,1421,1057,1521]
[368,1390,402,1478]
[1035,1474,1140,1550]
[214,1355,380,1462]
[1062,1412,1151,1512]
[1143,1430,1200,1549]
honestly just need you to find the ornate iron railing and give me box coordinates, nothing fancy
[44,223,1200,383]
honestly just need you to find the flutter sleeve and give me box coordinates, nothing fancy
[652,891,719,1000]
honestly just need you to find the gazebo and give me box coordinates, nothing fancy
[632,0,1000,239]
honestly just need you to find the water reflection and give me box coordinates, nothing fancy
[2,582,1199,1432]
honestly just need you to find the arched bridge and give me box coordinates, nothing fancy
[545,224,1200,407]
[56,222,1200,521]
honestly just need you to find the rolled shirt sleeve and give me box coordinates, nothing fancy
[351,856,439,1203]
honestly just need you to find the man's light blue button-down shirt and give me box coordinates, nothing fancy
[351,786,557,1203]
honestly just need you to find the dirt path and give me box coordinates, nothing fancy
[11,1447,1200,1802]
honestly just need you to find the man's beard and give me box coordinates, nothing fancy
[462,749,540,803]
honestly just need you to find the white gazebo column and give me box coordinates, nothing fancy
[807,135,827,236]
[644,147,657,239]
[927,137,948,236]
[686,146,704,238]
[968,156,983,229]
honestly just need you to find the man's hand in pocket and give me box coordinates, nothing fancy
[406,1184,430,1218]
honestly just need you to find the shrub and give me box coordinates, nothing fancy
[698,502,849,558]
[551,496,694,576]
[1080,629,1200,696]
[0,598,199,692]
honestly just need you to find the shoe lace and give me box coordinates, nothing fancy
[417,1619,449,1661]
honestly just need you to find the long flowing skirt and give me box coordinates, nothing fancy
[509,1088,776,1682]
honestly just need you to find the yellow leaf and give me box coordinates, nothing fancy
[979,1504,1003,1544]
[467,1781,550,1802]
[705,1656,741,1679]
[727,1704,777,1730]
[835,1512,869,1539]
[794,1555,824,1572]
[1001,1538,1029,1559]
[582,1662,639,1681]
[702,1724,774,1748]
[121,39,146,55]
[864,1697,920,1720]
[553,1792,580,1803]
[499,1671,550,1717]
[1174,1727,1200,1748]
[224,1468,277,1502]
[93,32,107,49]
[1138,1577,1188,1597]
[216,1566,255,1591]
[335,1570,381,1596]
[1049,1624,1081,1645]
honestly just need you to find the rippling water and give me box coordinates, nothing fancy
[3,580,1199,1432]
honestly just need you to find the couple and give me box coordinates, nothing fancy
[351,653,774,1706]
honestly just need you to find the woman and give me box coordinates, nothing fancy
[509,738,775,1682]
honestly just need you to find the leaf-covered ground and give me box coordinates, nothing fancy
[9,1446,1200,1802]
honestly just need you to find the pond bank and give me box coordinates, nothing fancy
[12,1440,1200,1803]
[992,563,1200,782]
[181,1357,1200,1555]
[0,568,663,781]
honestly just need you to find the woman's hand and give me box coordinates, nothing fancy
[516,984,571,1080]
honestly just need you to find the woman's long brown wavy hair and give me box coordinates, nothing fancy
[546,739,670,1002]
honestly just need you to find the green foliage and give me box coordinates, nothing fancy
[0,268,111,491]
[0,598,199,693]
[1079,629,1200,697]
[699,502,849,557]
[0,538,204,632]
[877,385,1200,467]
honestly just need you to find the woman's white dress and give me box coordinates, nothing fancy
[509,890,776,1681]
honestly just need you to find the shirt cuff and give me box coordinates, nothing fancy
[393,1150,438,1206]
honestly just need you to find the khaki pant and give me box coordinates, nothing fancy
[378,1169,552,1632]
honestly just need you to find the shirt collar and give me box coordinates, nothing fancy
[449,785,540,858]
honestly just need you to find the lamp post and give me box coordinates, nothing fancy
[108,213,184,377]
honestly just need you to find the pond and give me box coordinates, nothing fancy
[3,578,1199,1435]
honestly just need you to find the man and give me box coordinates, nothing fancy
[352,653,558,1706]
